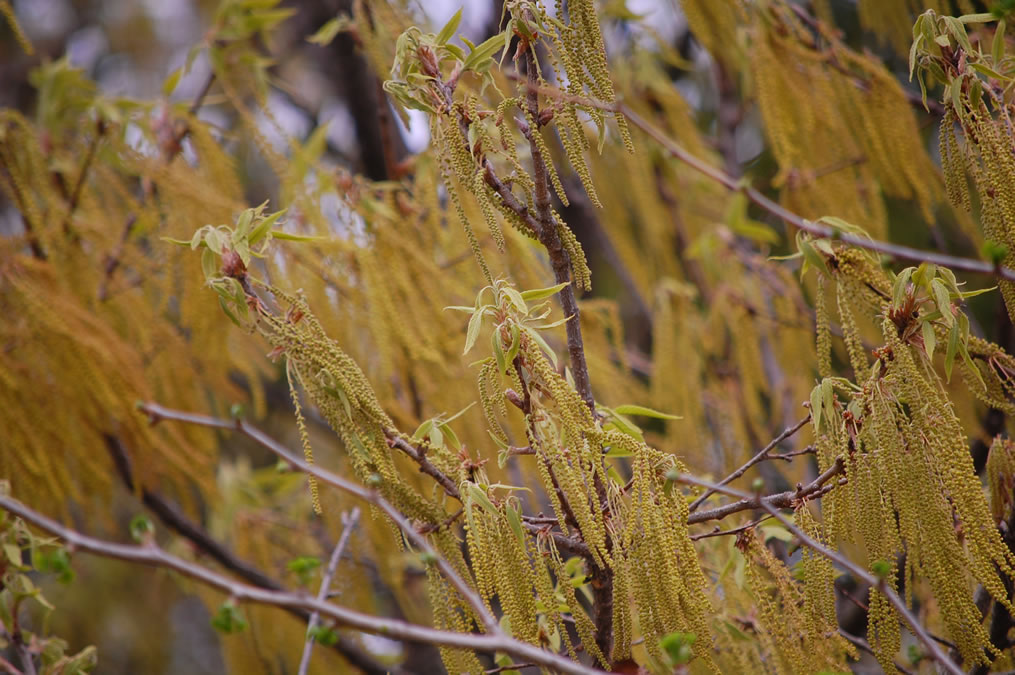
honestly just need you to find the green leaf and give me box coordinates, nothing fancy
[211,602,248,634]
[201,247,219,280]
[945,320,960,382]
[3,543,22,567]
[922,320,937,360]
[412,418,434,442]
[761,525,793,543]
[659,631,696,666]
[605,410,644,443]
[519,281,570,301]
[505,503,526,546]
[462,32,505,72]
[810,383,823,433]
[307,624,339,646]
[162,236,197,247]
[501,286,528,314]
[522,326,558,369]
[492,328,507,374]
[163,67,183,97]
[893,267,913,309]
[467,483,499,516]
[931,279,954,326]
[612,404,682,420]
[505,323,520,366]
[464,310,483,354]
[129,514,154,543]
[436,8,463,45]
[798,238,829,276]
[943,16,973,53]
[438,422,460,450]
[307,16,352,45]
[994,20,1006,65]
[269,230,324,242]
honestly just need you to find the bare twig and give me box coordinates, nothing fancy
[297,507,361,675]
[385,432,462,501]
[0,654,24,675]
[137,401,499,635]
[686,457,846,525]
[673,474,963,675]
[689,515,772,542]
[838,629,915,675]
[521,80,1015,284]
[104,435,398,675]
[688,415,810,512]
[487,663,536,673]
[0,496,603,675]
[59,122,104,240]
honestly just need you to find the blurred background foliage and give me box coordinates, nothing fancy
[1,0,1012,672]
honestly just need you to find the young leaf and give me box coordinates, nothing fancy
[463,309,483,354]
[922,320,936,360]
[612,404,682,420]
[945,320,960,382]
[436,8,463,46]
[519,281,570,301]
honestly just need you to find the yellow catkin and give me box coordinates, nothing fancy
[286,362,322,515]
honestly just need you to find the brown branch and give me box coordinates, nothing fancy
[136,401,499,635]
[103,435,394,675]
[686,457,846,525]
[298,507,361,675]
[0,496,604,675]
[518,44,594,414]
[0,654,24,675]
[521,80,1015,284]
[689,515,772,542]
[385,432,462,501]
[0,162,45,260]
[838,629,915,675]
[673,474,963,675]
[688,415,811,512]
[59,121,104,240]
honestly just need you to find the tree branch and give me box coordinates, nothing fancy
[688,415,810,512]
[673,474,963,675]
[297,507,361,675]
[104,435,395,675]
[520,80,1015,284]
[0,496,604,675]
[136,401,499,635]
[518,42,594,414]
[686,457,846,526]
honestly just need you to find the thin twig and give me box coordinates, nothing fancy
[520,80,1015,284]
[0,496,603,675]
[838,629,915,675]
[673,474,963,675]
[0,654,24,675]
[385,432,462,501]
[487,663,536,674]
[686,457,846,525]
[104,435,399,675]
[137,401,499,635]
[689,515,773,542]
[688,415,810,512]
[59,123,104,239]
[297,507,361,675]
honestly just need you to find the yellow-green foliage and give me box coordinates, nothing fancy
[685,0,944,239]
[10,1,1015,674]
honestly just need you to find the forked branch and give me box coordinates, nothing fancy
[0,496,603,675]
